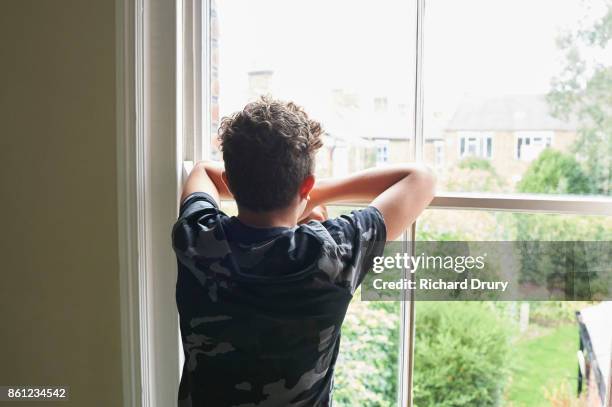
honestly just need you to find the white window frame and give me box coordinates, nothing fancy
[117,0,183,406]
[458,131,493,159]
[515,130,554,161]
[433,140,445,167]
[116,1,612,407]
[375,139,391,166]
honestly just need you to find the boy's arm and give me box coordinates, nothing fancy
[180,161,233,204]
[308,164,436,240]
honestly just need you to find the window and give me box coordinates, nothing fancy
[198,1,416,405]
[376,139,390,166]
[458,132,493,159]
[422,0,611,196]
[169,0,612,406]
[212,0,416,177]
[434,140,445,166]
[414,208,612,406]
[516,131,553,161]
[374,96,389,112]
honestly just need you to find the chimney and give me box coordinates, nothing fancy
[248,70,274,100]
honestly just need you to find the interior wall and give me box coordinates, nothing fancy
[0,1,123,405]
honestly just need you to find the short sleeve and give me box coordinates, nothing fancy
[178,192,219,219]
[321,206,387,292]
[172,192,225,264]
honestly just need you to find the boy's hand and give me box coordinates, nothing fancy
[298,205,328,224]
[301,165,435,240]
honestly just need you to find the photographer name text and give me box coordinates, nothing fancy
[372,277,509,292]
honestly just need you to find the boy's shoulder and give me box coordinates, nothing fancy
[319,205,387,245]
[175,191,387,247]
[172,192,387,291]
[172,192,386,257]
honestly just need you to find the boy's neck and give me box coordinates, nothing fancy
[236,206,298,229]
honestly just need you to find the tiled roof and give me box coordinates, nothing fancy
[445,94,577,131]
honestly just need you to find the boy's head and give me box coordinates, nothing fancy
[219,97,323,212]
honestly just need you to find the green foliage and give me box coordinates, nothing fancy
[507,324,578,406]
[514,147,609,288]
[446,158,505,193]
[457,157,495,172]
[512,101,611,285]
[413,302,512,407]
[528,301,595,326]
[544,381,589,407]
[547,1,612,195]
[516,149,595,195]
[416,228,467,242]
[513,149,612,241]
[514,213,611,286]
[334,298,400,407]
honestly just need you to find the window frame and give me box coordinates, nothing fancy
[118,1,612,407]
[458,131,493,159]
[375,139,391,166]
[189,2,612,407]
[118,0,184,406]
[433,140,445,167]
[515,130,554,161]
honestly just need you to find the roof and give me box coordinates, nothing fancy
[247,70,274,76]
[445,95,577,132]
[322,108,412,143]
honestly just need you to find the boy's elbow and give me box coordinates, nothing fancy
[413,167,436,208]
[411,164,437,198]
[424,165,437,194]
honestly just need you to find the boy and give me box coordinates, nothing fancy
[172,97,435,406]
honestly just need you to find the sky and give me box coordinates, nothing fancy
[214,0,610,120]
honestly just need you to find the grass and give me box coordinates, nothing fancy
[505,324,578,406]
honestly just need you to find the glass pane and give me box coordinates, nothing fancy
[208,2,414,403]
[422,0,612,196]
[210,0,416,175]
[414,209,611,406]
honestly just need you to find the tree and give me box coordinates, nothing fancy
[514,149,609,287]
[516,148,595,195]
[547,1,612,195]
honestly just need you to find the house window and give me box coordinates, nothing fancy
[376,139,390,166]
[434,140,445,166]
[374,97,389,112]
[458,132,493,159]
[515,131,553,161]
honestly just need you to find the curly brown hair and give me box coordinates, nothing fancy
[218,97,323,212]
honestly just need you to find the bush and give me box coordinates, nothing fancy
[334,298,400,407]
[413,302,513,407]
[529,301,594,326]
[457,157,496,172]
[544,381,588,407]
[446,158,505,192]
[516,148,594,195]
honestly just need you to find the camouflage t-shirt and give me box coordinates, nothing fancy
[172,192,387,407]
